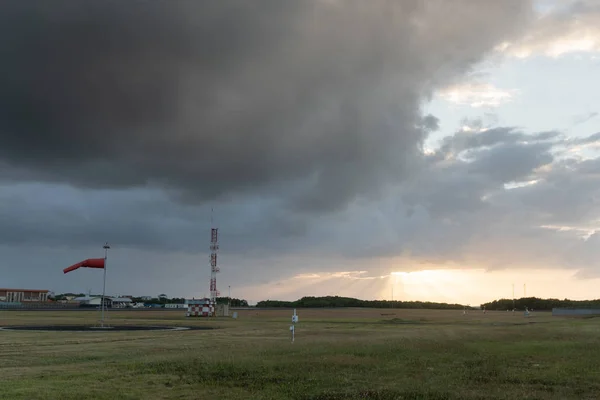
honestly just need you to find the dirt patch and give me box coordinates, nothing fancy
[380,318,422,325]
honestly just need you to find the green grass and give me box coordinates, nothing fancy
[0,309,599,399]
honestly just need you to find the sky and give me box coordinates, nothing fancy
[1,0,599,306]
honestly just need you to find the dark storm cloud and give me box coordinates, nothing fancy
[2,124,596,264]
[0,182,329,256]
[466,142,554,183]
[4,125,600,295]
[0,0,533,213]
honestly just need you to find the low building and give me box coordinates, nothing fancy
[73,296,102,307]
[164,303,187,309]
[72,296,112,308]
[0,289,49,302]
[111,297,133,308]
[215,303,230,317]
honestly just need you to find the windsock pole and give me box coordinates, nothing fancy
[101,242,110,327]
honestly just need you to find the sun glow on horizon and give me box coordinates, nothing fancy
[386,268,600,305]
[234,267,600,306]
[389,269,481,304]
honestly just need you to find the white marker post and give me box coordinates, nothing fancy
[290,309,298,343]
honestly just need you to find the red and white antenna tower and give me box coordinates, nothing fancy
[209,209,220,312]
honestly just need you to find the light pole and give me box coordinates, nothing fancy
[512,283,515,311]
[101,242,110,327]
[228,285,231,307]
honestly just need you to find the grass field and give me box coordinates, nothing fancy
[1,308,599,400]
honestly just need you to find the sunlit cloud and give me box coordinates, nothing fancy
[294,273,321,279]
[330,271,375,279]
[498,35,600,58]
[540,224,598,239]
[438,83,517,108]
[504,179,540,190]
[497,1,600,58]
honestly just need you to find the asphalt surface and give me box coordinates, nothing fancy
[0,325,215,332]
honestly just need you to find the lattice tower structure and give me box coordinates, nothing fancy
[209,228,220,309]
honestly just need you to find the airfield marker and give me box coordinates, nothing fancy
[290,309,298,343]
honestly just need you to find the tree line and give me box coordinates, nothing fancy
[481,297,600,311]
[256,296,466,309]
[51,293,600,311]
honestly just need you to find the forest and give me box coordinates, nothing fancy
[256,296,465,309]
[480,297,600,311]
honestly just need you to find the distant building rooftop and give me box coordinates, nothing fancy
[112,297,132,302]
[72,296,96,302]
[72,296,132,302]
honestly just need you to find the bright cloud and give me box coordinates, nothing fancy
[438,83,517,108]
[498,0,600,57]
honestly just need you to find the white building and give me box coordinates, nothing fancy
[164,303,187,309]
[72,296,132,308]
[0,288,49,302]
[111,297,133,308]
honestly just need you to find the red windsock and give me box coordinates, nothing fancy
[63,258,105,274]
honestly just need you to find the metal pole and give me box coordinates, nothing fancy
[102,242,110,327]
[292,309,296,343]
[228,285,231,306]
[512,283,515,310]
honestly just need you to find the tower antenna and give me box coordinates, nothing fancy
[209,208,220,316]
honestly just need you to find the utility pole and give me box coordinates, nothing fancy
[101,242,110,327]
[512,283,515,310]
